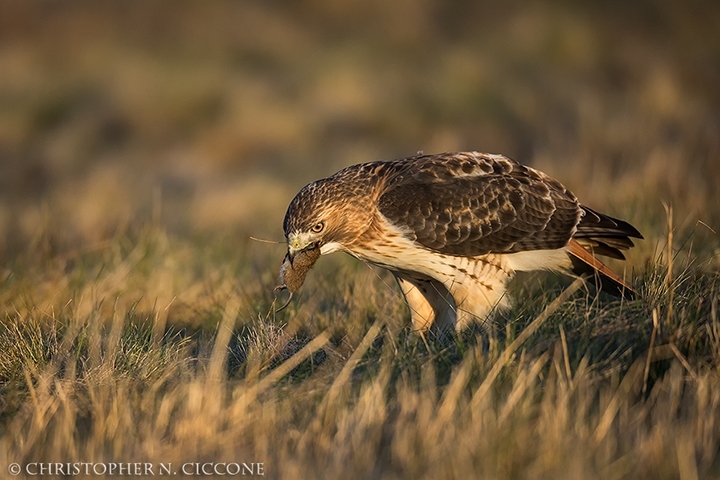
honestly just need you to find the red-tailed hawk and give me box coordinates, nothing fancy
[276,152,642,333]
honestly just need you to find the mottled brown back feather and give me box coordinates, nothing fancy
[377,153,582,257]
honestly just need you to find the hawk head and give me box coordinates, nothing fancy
[282,176,374,260]
[275,170,379,308]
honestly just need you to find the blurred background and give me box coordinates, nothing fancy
[1,0,719,262]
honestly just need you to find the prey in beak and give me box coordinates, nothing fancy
[273,245,321,311]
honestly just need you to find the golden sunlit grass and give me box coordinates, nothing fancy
[1,220,719,479]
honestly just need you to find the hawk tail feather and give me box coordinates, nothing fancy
[566,239,636,299]
[573,206,644,260]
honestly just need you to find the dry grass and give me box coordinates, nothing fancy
[1,223,719,479]
[1,1,720,478]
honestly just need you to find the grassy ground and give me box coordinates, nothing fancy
[1,224,719,479]
[1,1,720,479]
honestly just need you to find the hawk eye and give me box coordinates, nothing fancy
[311,222,324,233]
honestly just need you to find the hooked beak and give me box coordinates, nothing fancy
[287,231,322,259]
[288,235,305,251]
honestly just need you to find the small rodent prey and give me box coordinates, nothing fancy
[273,247,321,311]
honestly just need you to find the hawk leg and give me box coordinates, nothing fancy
[447,280,509,332]
[393,272,456,334]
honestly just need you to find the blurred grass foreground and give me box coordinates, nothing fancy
[1,1,720,479]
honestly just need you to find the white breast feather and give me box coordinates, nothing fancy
[503,248,572,272]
